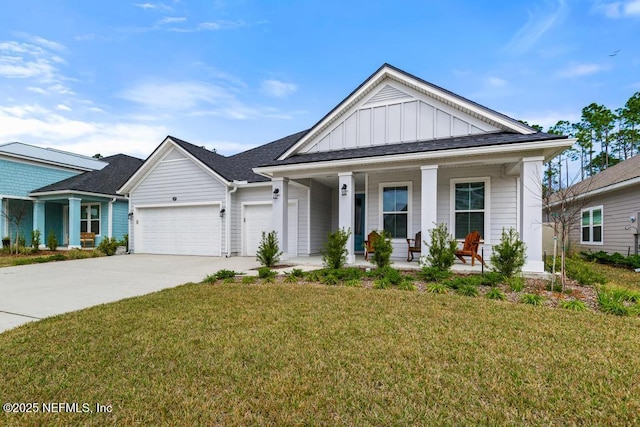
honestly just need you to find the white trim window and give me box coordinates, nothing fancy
[81,203,101,235]
[380,182,411,238]
[451,178,490,240]
[581,206,603,245]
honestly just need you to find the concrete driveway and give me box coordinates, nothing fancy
[0,254,262,333]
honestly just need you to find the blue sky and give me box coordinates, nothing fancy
[1,0,639,159]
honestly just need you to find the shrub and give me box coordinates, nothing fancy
[256,231,282,267]
[258,267,276,279]
[566,258,607,286]
[333,268,363,281]
[381,267,404,285]
[491,228,526,278]
[424,223,457,271]
[98,237,119,256]
[373,278,392,289]
[398,278,416,291]
[322,274,339,285]
[597,287,633,316]
[321,228,351,269]
[371,230,393,268]
[47,230,58,251]
[456,284,479,297]
[304,271,322,282]
[507,276,525,292]
[426,282,449,294]
[31,229,41,249]
[479,272,504,286]
[290,268,305,277]
[202,274,217,284]
[215,269,238,280]
[284,274,299,283]
[486,287,506,300]
[560,300,587,312]
[521,293,544,306]
[419,266,451,282]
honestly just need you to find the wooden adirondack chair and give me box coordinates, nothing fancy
[406,231,421,262]
[364,231,380,261]
[455,231,485,267]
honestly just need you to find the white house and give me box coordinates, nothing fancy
[118,64,574,273]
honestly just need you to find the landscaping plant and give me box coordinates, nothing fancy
[423,222,457,271]
[31,229,41,250]
[98,237,119,256]
[47,229,58,251]
[256,231,282,267]
[491,227,526,278]
[370,230,393,268]
[321,228,351,269]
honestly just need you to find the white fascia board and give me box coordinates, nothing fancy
[257,138,572,177]
[548,176,640,207]
[0,194,35,201]
[29,190,128,200]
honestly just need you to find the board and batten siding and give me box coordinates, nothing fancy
[299,80,500,154]
[366,165,518,259]
[230,184,309,257]
[571,185,640,255]
[129,147,227,253]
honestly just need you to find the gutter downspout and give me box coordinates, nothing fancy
[226,184,239,257]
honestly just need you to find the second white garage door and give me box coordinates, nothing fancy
[135,204,221,256]
[243,202,298,256]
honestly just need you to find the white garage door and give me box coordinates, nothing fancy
[136,204,221,256]
[243,202,298,256]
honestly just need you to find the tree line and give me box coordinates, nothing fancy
[531,91,640,190]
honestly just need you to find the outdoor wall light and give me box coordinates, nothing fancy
[341,183,348,196]
[630,216,636,223]
[128,212,134,220]
[172,196,177,201]
[272,188,280,199]
[219,208,225,218]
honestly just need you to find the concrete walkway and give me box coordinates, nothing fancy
[0,254,265,333]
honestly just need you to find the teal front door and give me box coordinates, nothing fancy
[354,193,365,252]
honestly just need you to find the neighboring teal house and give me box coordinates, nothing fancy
[0,142,142,248]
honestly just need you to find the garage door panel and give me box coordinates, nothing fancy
[243,203,298,257]
[136,205,220,256]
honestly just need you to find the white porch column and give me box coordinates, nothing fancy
[68,197,82,248]
[520,157,544,273]
[421,165,439,253]
[272,177,289,260]
[32,200,46,247]
[338,172,356,264]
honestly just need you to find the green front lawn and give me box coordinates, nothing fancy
[2,281,639,425]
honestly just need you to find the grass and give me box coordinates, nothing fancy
[0,249,103,267]
[2,282,640,425]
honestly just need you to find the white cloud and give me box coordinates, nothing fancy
[158,17,186,25]
[119,80,234,110]
[260,79,297,98]
[134,2,173,12]
[519,110,581,130]
[0,39,67,85]
[56,104,71,111]
[486,77,508,88]
[593,0,640,17]
[556,63,606,78]
[503,0,567,53]
[198,20,246,31]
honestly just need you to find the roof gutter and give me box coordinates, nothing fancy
[225,184,239,257]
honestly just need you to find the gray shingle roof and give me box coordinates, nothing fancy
[260,131,567,167]
[31,154,143,196]
[563,154,640,196]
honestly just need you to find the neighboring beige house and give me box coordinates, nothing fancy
[545,154,640,256]
[119,64,574,273]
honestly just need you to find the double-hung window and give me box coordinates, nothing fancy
[581,206,603,244]
[81,203,101,235]
[453,180,487,240]
[382,185,409,238]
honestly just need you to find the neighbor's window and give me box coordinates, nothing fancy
[81,203,101,235]
[382,186,408,238]
[454,181,485,240]
[581,206,603,244]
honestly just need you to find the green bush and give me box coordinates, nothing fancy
[581,250,640,269]
[202,274,217,284]
[344,279,361,288]
[98,237,119,256]
[381,267,403,285]
[258,267,276,279]
[491,228,526,278]
[445,276,482,289]
[31,229,41,249]
[290,268,305,277]
[47,229,58,251]
[486,287,506,300]
[419,266,452,282]
[426,282,449,294]
[284,274,299,283]
[256,231,282,267]
[456,284,479,297]
[321,228,351,269]
[322,274,339,285]
[479,272,504,286]
[397,279,416,291]
[521,293,544,306]
[560,300,587,312]
[507,276,525,292]
[566,258,607,286]
[371,230,393,268]
[424,223,457,271]
[215,269,239,280]
[373,278,392,289]
[241,276,257,285]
